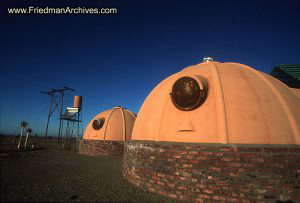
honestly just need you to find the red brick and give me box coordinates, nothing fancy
[180,150,188,154]
[250,158,265,162]
[172,145,182,149]
[213,196,226,201]
[226,197,241,202]
[152,176,160,180]
[149,179,155,183]
[213,161,228,167]
[207,175,218,181]
[239,188,250,193]
[243,163,255,168]
[272,163,285,168]
[198,194,210,199]
[240,199,251,203]
[158,149,166,153]
[228,162,242,167]
[289,148,300,153]
[166,174,175,179]
[185,145,195,150]
[189,159,200,164]
[167,183,175,188]
[192,178,198,183]
[255,188,267,194]
[176,191,182,195]
[193,146,203,150]
[241,153,256,157]
[199,151,213,155]
[182,172,192,177]
[193,198,205,203]
[211,166,221,171]
[178,176,187,181]
[178,186,188,190]
[157,181,165,186]
[234,157,241,162]
[157,156,166,161]
[189,150,199,155]
[229,172,241,177]
[183,164,193,168]
[173,155,182,159]
[179,195,190,201]
[168,193,177,199]
[179,159,188,163]
[239,147,260,152]
[158,190,166,196]
[221,157,234,161]
[124,143,300,202]
[216,181,229,186]
[256,168,272,173]
[149,187,156,193]
[220,147,234,152]
[213,152,224,156]
[197,156,207,160]
[196,184,207,189]
[209,185,221,190]
[203,189,213,194]
[168,149,177,153]
[157,173,165,178]
[238,168,247,172]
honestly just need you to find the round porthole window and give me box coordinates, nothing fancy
[171,76,205,111]
[92,117,105,130]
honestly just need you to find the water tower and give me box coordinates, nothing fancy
[59,96,83,149]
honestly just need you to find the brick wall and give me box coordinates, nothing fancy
[79,139,124,156]
[123,141,300,202]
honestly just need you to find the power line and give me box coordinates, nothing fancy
[41,86,75,139]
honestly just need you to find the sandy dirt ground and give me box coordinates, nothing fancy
[0,136,179,202]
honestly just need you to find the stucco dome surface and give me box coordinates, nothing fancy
[83,107,136,141]
[132,62,300,144]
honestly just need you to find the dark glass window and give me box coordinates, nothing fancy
[171,77,204,111]
[92,118,105,130]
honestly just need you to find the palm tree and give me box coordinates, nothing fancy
[24,128,32,148]
[17,121,28,149]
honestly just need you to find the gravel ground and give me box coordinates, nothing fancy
[1,143,180,202]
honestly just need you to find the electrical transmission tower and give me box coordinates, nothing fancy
[41,86,75,142]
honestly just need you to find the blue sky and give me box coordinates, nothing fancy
[1,0,299,136]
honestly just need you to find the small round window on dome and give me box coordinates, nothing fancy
[92,118,105,130]
[171,77,204,111]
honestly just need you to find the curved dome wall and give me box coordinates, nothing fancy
[132,62,300,144]
[124,61,300,202]
[79,107,136,156]
[83,107,136,141]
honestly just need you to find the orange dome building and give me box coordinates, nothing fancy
[79,107,136,156]
[132,61,300,144]
[123,61,300,202]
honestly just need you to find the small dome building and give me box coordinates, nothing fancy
[79,107,136,156]
[123,61,300,202]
